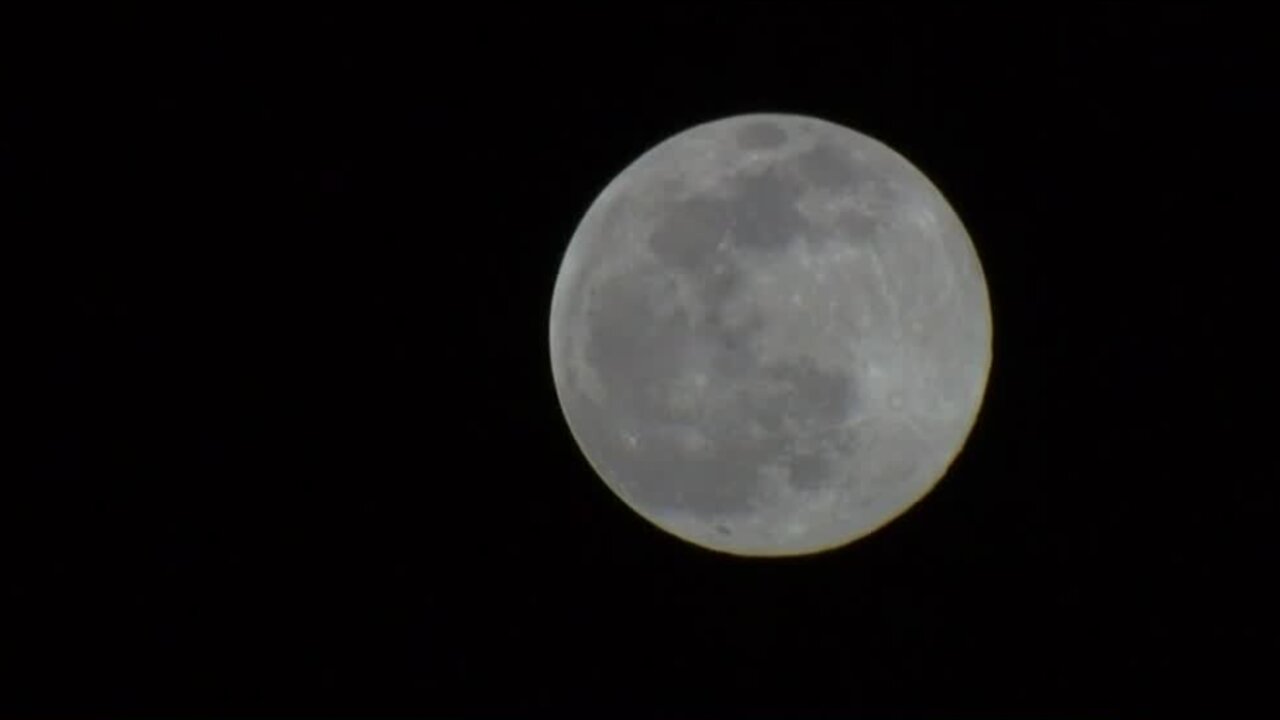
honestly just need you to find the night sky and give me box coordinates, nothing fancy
[7,5,1277,717]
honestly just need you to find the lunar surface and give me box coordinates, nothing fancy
[548,113,991,557]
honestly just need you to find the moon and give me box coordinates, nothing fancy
[548,113,992,557]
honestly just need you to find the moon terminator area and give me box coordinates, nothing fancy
[550,113,992,556]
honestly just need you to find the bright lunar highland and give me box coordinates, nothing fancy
[549,113,992,557]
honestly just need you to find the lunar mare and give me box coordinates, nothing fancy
[549,113,991,557]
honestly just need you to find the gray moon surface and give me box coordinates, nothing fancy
[549,113,992,557]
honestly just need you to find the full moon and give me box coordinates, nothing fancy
[549,113,992,557]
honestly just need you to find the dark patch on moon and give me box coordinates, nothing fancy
[705,312,764,380]
[793,141,860,188]
[786,452,831,491]
[647,165,810,265]
[606,431,771,519]
[583,269,697,411]
[586,349,857,520]
[647,195,732,273]
[594,169,861,520]
[735,121,787,150]
[725,168,811,253]
[762,355,856,429]
[837,207,883,242]
[641,164,813,378]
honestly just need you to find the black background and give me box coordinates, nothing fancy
[6,4,1277,717]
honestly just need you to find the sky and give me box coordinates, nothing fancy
[6,5,1277,717]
